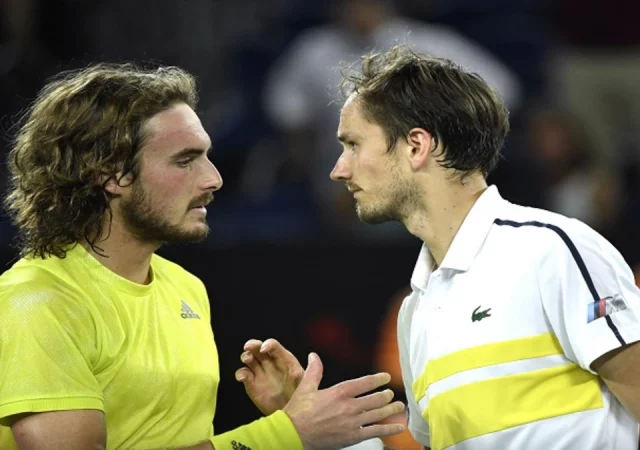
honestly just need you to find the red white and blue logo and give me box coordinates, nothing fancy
[587,294,627,323]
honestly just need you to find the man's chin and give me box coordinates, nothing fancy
[155,224,210,245]
[356,209,394,225]
[175,226,210,244]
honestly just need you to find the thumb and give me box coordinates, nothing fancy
[297,352,323,392]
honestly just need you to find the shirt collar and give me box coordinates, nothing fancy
[410,185,506,290]
[409,244,435,292]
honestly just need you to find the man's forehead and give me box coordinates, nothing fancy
[341,93,360,114]
[338,99,362,127]
[338,97,376,134]
[148,122,208,142]
[144,106,210,149]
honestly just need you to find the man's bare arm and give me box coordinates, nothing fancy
[10,410,215,450]
[591,341,640,421]
[11,410,107,450]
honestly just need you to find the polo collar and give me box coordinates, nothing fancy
[410,185,506,290]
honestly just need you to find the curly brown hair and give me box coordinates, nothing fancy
[340,45,510,177]
[4,63,198,259]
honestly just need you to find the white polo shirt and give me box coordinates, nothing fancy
[398,185,640,450]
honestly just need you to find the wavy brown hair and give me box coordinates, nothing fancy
[4,63,198,259]
[340,45,510,178]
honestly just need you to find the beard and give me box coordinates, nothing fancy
[119,181,210,245]
[356,171,421,225]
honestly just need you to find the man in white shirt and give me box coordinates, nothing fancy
[239,44,640,449]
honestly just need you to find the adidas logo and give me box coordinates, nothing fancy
[180,300,200,319]
[231,440,252,450]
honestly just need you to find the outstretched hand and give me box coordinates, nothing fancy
[284,352,405,450]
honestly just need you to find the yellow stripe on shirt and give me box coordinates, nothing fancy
[425,363,603,450]
[413,332,564,403]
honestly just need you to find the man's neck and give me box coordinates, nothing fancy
[404,175,488,267]
[82,218,159,285]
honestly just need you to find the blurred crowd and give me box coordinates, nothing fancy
[1,0,640,265]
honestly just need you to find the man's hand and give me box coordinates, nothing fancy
[284,353,405,450]
[235,338,304,415]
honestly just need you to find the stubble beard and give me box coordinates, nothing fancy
[119,182,210,245]
[356,174,420,226]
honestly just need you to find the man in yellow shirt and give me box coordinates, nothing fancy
[0,63,405,450]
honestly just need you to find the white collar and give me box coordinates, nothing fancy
[410,185,506,291]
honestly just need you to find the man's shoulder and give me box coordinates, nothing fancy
[0,255,91,319]
[0,254,70,292]
[493,202,610,261]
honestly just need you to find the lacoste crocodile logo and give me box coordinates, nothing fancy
[472,306,492,322]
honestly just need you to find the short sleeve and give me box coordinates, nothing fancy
[539,223,640,373]
[397,294,431,447]
[0,285,104,425]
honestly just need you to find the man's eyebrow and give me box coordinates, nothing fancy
[172,146,212,159]
[337,132,360,143]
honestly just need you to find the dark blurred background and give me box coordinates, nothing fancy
[1,0,640,447]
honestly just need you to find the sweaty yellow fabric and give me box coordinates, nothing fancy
[0,244,219,449]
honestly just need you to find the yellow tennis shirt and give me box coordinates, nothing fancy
[0,244,219,449]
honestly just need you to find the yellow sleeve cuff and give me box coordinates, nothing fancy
[210,410,303,450]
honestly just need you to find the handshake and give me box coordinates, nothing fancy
[235,339,405,450]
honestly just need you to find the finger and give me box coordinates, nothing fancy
[333,372,391,398]
[357,401,406,427]
[251,349,279,374]
[353,389,394,412]
[246,345,272,365]
[297,353,323,392]
[241,338,263,366]
[240,351,263,375]
[235,367,253,383]
[259,338,289,357]
[356,422,405,441]
[261,338,304,376]
[244,339,263,353]
[247,341,277,365]
[244,340,278,370]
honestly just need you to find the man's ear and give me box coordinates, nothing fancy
[405,127,435,171]
[103,172,133,196]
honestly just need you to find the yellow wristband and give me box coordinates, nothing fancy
[209,410,304,450]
